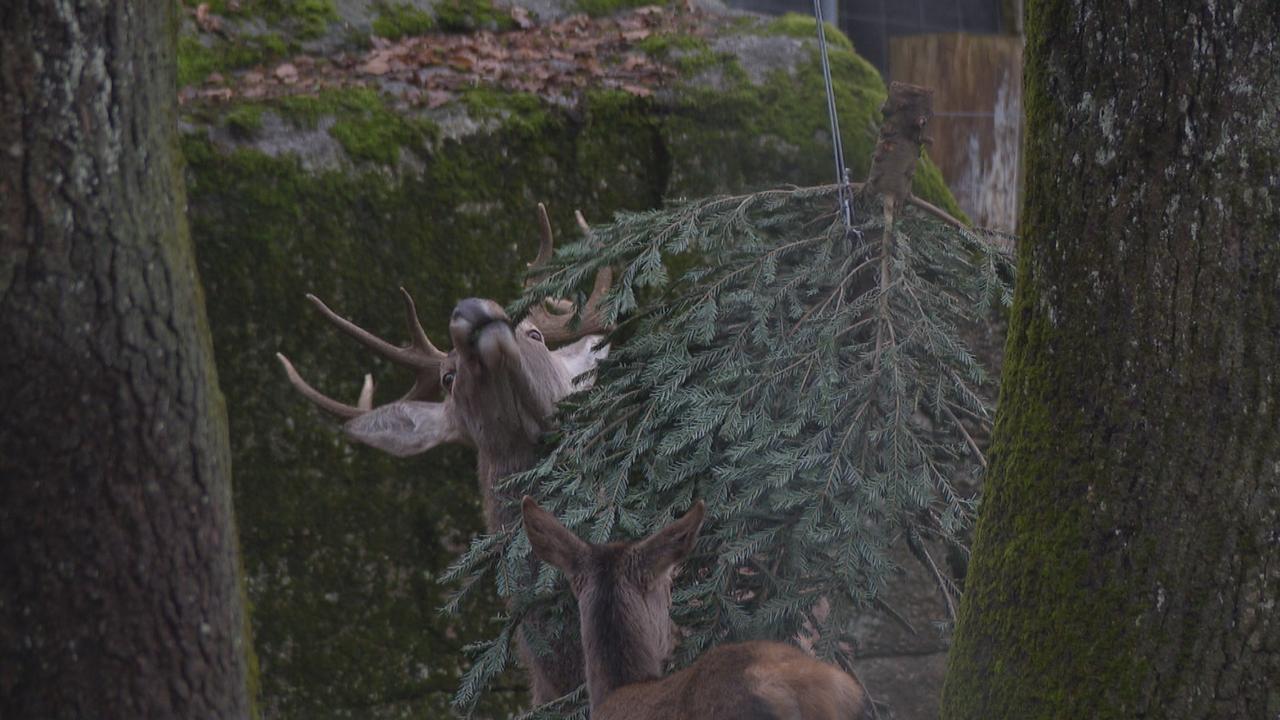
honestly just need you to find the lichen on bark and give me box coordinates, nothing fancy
[0,2,253,717]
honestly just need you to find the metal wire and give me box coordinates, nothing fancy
[811,0,854,229]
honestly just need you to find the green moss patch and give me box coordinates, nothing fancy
[434,0,516,33]
[218,88,440,164]
[576,0,667,17]
[178,33,291,86]
[372,1,436,39]
[763,13,855,53]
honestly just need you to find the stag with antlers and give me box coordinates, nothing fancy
[277,204,611,704]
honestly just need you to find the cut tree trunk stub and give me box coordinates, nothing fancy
[867,81,936,212]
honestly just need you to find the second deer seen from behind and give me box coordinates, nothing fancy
[523,497,871,720]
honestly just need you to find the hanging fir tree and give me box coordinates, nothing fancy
[444,83,1015,718]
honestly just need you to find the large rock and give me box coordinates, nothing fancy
[180,3,968,717]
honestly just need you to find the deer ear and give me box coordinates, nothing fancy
[553,335,609,389]
[343,401,465,457]
[632,501,705,578]
[522,497,588,577]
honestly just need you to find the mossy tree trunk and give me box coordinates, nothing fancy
[940,1,1280,718]
[0,2,251,717]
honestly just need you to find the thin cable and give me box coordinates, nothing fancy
[811,0,854,229]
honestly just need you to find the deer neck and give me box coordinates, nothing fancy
[476,446,540,532]
[580,564,666,713]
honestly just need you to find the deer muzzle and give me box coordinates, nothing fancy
[450,298,518,365]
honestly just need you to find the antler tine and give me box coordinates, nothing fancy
[276,353,367,419]
[305,294,422,369]
[398,287,447,360]
[525,202,556,289]
[576,209,614,330]
[357,374,375,412]
[527,207,615,344]
[282,291,449,419]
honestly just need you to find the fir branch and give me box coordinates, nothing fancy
[449,184,1015,715]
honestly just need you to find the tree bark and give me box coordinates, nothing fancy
[940,1,1280,718]
[0,3,251,717]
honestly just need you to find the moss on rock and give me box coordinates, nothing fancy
[575,0,661,18]
[764,13,854,53]
[178,33,292,86]
[371,1,436,38]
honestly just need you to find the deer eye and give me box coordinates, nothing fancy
[527,328,544,343]
[442,371,456,390]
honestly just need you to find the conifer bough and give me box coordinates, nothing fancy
[445,82,1015,717]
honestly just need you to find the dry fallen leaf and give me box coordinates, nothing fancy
[358,55,391,76]
[447,52,476,71]
[511,6,535,29]
[195,3,223,33]
[621,53,648,71]
[199,87,234,101]
[426,90,454,108]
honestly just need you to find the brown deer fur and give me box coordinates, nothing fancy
[277,206,611,704]
[523,498,870,720]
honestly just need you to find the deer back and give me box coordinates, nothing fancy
[598,641,868,720]
[522,498,870,720]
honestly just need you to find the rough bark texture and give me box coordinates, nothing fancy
[0,2,251,717]
[941,1,1280,718]
[866,81,935,213]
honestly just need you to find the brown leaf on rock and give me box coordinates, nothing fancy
[195,3,223,33]
[184,5,714,112]
[447,52,476,71]
[358,55,391,76]
[199,87,234,102]
[511,6,535,29]
[620,53,649,71]
[275,63,298,83]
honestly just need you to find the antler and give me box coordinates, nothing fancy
[277,287,447,418]
[525,203,615,344]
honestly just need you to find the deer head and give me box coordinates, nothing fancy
[276,203,612,484]
[523,498,868,720]
[523,497,705,711]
